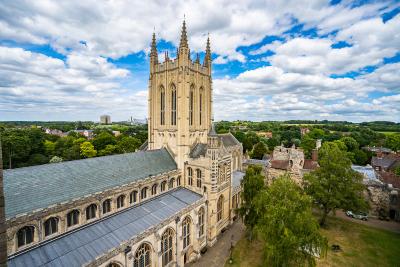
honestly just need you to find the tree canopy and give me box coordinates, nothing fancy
[303,142,368,226]
[256,175,327,267]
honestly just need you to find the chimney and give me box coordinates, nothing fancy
[312,149,318,162]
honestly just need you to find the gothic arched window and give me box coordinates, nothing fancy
[171,84,177,125]
[189,86,194,125]
[161,228,174,266]
[152,184,157,195]
[160,86,165,125]
[44,217,58,237]
[133,243,151,267]
[103,199,112,214]
[177,176,181,186]
[188,167,193,186]
[199,87,203,125]
[182,216,191,249]
[198,207,205,237]
[86,204,97,220]
[161,181,167,192]
[217,196,224,222]
[67,209,80,227]
[196,169,202,188]
[130,190,138,204]
[169,178,175,189]
[17,226,34,247]
[141,187,148,200]
[117,195,125,209]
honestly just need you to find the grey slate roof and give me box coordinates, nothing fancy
[189,143,208,158]
[219,133,240,147]
[8,188,202,267]
[4,149,177,219]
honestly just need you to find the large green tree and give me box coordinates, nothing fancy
[256,175,327,267]
[303,142,367,226]
[238,165,265,240]
[250,142,268,159]
[80,142,97,158]
[300,135,316,158]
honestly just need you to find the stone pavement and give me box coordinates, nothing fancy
[187,220,245,267]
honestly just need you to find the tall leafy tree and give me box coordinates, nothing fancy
[256,175,327,267]
[80,142,97,158]
[303,142,368,226]
[300,135,316,158]
[238,165,265,240]
[251,142,268,159]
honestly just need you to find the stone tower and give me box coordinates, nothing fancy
[148,21,213,169]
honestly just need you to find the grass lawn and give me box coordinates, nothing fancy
[225,216,400,267]
[378,131,400,136]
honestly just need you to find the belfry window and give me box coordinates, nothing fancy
[103,199,112,214]
[161,228,174,266]
[17,226,34,247]
[182,216,191,249]
[134,243,151,267]
[199,88,203,125]
[189,88,194,125]
[171,85,177,125]
[86,204,97,220]
[188,167,193,186]
[67,210,80,227]
[160,87,165,125]
[44,217,58,237]
[117,195,125,209]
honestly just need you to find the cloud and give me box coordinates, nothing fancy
[0,46,146,121]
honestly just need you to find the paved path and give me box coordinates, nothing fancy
[336,210,400,233]
[187,220,245,267]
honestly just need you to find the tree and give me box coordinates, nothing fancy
[251,142,267,159]
[300,135,316,159]
[49,156,63,163]
[80,142,97,158]
[303,142,368,226]
[385,134,400,152]
[394,166,400,176]
[256,175,327,267]
[98,144,117,156]
[238,165,265,240]
[116,136,141,153]
[44,140,56,156]
[340,136,359,151]
[92,132,116,151]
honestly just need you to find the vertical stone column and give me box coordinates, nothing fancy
[0,135,8,266]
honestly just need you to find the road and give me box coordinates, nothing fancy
[336,210,400,233]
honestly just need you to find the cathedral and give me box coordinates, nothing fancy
[3,21,244,267]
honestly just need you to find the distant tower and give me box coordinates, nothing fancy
[100,115,111,124]
[147,21,213,168]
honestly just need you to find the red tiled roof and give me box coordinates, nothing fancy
[379,171,400,189]
[270,160,290,170]
[303,159,319,170]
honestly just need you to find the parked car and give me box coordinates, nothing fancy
[346,210,354,218]
[346,211,368,221]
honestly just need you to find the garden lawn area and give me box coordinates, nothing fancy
[225,216,400,267]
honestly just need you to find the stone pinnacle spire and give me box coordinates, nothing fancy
[179,19,189,49]
[150,31,158,63]
[204,34,211,67]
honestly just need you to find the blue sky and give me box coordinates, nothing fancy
[0,0,399,122]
